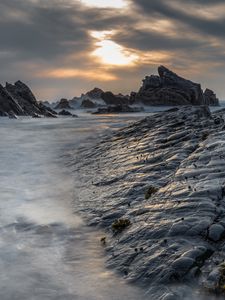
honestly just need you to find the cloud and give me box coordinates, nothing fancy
[0,0,225,100]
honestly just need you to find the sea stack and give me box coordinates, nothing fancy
[0,81,57,117]
[133,66,219,106]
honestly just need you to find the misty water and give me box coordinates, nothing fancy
[0,114,148,300]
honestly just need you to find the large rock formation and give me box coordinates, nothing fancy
[85,87,104,99]
[69,88,131,109]
[101,91,130,106]
[134,66,219,106]
[55,98,72,110]
[81,99,96,108]
[203,88,219,106]
[0,81,56,117]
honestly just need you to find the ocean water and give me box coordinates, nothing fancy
[0,114,148,300]
[0,106,224,300]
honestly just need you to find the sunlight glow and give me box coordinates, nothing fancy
[39,68,117,81]
[90,31,138,66]
[80,0,127,8]
[93,40,138,66]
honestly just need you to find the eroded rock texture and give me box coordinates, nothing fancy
[73,106,225,299]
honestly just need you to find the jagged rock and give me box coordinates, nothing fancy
[38,102,57,116]
[42,101,51,107]
[101,91,130,106]
[134,66,219,106]
[86,87,104,99]
[0,80,57,117]
[44,111,57,118]
[0,84,24,116]
[58,109,78,117]
[81,99,96,108]
[204,88,219,106]
[8,111,18,119]
[32,113,42,118]
[55,98,72,110]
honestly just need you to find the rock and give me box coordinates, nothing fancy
[38,102,57,117]
[0,110,8,117]
[81,99,96,108]
[69,87,131,109]
[0,81,56,117]
[55,98,72,110]
[204,88,219,106]
[86,87,104,99]
[44,111,57,118]
[8,111,18,119]
[208,224,225,241]
[101,91,130,106]
[134,66,219,106]
[0,84,24,116]
[32,113,42,118]
[58,109,78,117]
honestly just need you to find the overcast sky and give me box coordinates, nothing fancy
[0,0,225,101]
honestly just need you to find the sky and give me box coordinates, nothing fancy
[1,0,225,101]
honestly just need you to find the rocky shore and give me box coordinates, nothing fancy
[0,81,57,118]
[54,66,219,110]
[73,106,225,299]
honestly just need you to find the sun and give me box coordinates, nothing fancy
[80,0,127,8]
[90,31,138,66]
[93,40,138,66]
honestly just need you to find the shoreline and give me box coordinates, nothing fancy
[73,106,225,299]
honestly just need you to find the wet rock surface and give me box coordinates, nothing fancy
[72,106,225,299]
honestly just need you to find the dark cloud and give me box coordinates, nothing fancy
[0,0,225,100]
[132,0,225,37]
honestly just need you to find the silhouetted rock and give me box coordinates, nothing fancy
[86,87,104,99]
[32,113,42,118]
[0,84,24,116]
[204,88,219,106]
[38,102,57,116]
[0,81,56,117]
[81,99,96,108]
[55,98,72,110]
[58,109,78,117]
[134,66,219,106]
[101,91,130,106]
[8,111,18,119]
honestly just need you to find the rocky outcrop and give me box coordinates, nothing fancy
[74,106,225,299]
[203,88,219,106]
[69,88,131,109]
[134,66,219,106]
[55,98,72,110]
[101,91,130,106]
[81,99,96,108]
[0,84,24,115]
[0,81,57,117]
[58,109,78,117]
[86,87,104,99]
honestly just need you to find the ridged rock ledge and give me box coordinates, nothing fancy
[73,106,225,299]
